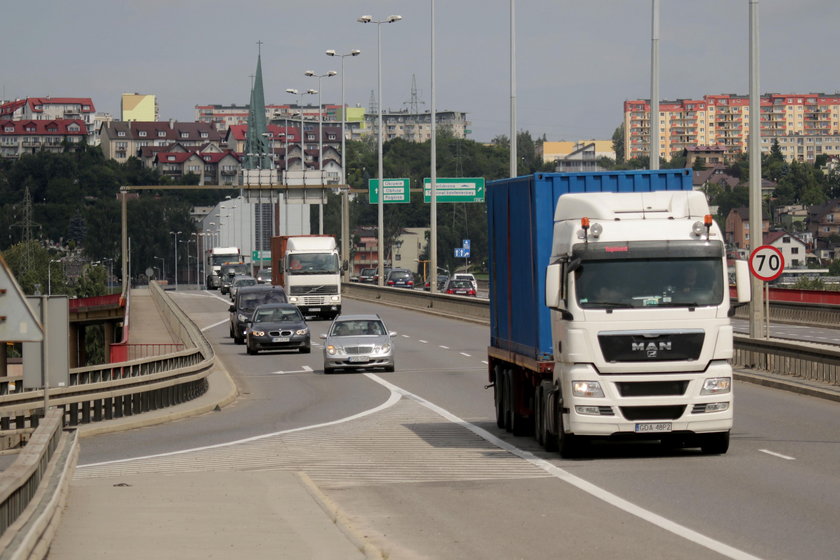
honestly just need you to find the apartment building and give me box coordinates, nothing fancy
[1,97,98,143]
[121,93,158,122]
[0,119,88,158]
[99,121,224,163]
[195,104,322,131]
[624,93,840,163]
[366,109,469,142]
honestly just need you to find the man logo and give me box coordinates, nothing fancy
[632,341,672,358]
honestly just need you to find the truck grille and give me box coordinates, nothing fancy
[598,330,704,362]
[620,405,686,421]
[615,381,689,397]
[290,285,338,295]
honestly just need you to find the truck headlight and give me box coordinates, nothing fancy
[572,380,604,398]
[289,296,299,303]
[330,295,340,302]
[701,377,731,395]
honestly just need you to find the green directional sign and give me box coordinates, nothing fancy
[368,178,411,204]
[423,177,485,203]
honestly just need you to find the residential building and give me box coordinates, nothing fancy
[99,121,224,163]
[1,97,98,143]
[552,143,605,173]
[725,207,770,251]
[763,231,810,269]
[121,93,158,122]
[807,199,840,240]
[624,93,840,163]
[0,119,87,158]
[540,140,615,164]
[349,226,429,277]
[366,109,469,142]
[196,104,320,131]
[149,143,241,186]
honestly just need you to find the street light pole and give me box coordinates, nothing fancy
[305,69,337,235]
[358,14,403,286]
[153,256,165,284]
[285,88,318,234]
[326,48,361,282]
[170,230,181,290]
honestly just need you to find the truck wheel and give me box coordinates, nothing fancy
[556,406,582,459]
[503,370,514,432]
[700,432,730,455]
[534,386,545,446]
[494,366,506,429]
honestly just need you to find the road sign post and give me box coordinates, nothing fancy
[749,245,784,339]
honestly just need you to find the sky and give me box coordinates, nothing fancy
[3,0,839,143]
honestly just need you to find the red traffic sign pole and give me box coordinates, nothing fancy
[748,245,784,282]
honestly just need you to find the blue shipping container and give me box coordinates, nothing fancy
[486,169,694,363]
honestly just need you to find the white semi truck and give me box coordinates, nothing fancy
[271,235,342,320]
[487,171,750,457]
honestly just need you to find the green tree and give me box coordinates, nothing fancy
[611,124,625,163]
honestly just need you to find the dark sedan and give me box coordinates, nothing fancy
[245,303,310,355]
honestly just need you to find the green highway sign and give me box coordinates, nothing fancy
[251,250,270,262]
[423,177,485,203]
[368,178,411,204]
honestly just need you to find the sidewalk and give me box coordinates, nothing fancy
[49,288,378,559]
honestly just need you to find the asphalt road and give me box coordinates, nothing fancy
[76,290,840,560]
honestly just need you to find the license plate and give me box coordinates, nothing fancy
[635,422,672,433]
[272,337,290,343]
[348,356,369,363]
[309,307,321,312]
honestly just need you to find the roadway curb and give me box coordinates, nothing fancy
[734,369,840,403]
[296,472,386,560]
[76,358,239,438]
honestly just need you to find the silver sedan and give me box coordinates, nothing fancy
[320,314,396,374]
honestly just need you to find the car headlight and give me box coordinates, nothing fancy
[295,328,309,336]
[373,343,392,354]
[701,377,731,395]
[572,380,605,398]
[326,345,338,355]
[237,313,249,322]
[251,330,265,337]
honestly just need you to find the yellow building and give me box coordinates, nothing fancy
[121,93,158,122]
[540,140,614,164]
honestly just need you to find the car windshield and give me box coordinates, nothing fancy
[240,291,286,312]
[287,253,338,275]
[254,308,301,323]
[331,320,386,337]
[449,280,472,289]
[575,258,724,309]
[235,278,257,287]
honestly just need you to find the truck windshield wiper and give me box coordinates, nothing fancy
[584,301,634,309]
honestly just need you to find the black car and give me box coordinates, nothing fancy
[358,267,378,284]
[229,285,288,344]
[245,303,310,355]
[385,268,415,289]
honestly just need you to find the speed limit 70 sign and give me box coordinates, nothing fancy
[748,245,784,282]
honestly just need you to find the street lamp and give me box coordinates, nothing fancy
[170,231,181,290]
[326,48,361,282]
[357,14,403,286]
[304,69,337,235]
[285,88,318,176]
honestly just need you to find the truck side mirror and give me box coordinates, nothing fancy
[545,263,563,309]
[734,259,751,303]
[342,259,349,272]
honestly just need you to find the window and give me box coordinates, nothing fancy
[158,131,166,137]
[791,247,799,254]
[118,131,126,137]
[139,131,147,137]
[782,236,790,243]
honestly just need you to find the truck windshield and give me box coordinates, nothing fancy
[287,253,339,275]
[211,254,239,267]
[575,258,724,309]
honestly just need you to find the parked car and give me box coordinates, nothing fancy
[443,278,477,296]
[256,268,272,284]
[424,274,449,291]
[245,303,310,355]
[385,268,415,289]
[358,267,378,284]
[229,285,288,344]
[229,275,258,300]
[320,314,396,373]
[452,273,478,292]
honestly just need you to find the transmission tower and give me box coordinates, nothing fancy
[404,74,425,115]
[10,187,37,275]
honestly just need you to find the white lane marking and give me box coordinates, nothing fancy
[460,352,471,357]
[439,345,450,350]
[419,340,428,344]
[365,374,764,560]
[271,366,313,375]
[401,334,410,338]
[79,388,403,469]
[481,361,488,365]
[201,319,228,332]
[759,449,796,461]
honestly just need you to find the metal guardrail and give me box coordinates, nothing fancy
[344,283,840,389]
[0,282,215,429]
[0,409,78,559]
